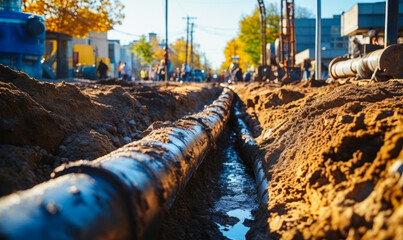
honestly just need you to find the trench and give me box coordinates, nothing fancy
[159,126,260,240]
[0,88,266,239]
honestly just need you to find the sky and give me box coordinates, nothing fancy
[108,0,385,69]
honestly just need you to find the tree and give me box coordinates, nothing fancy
[169,38,187,69]
[168,38,202,70]
[295,6,314,19]
[132,36,154,66]
[21,0,124,37]
[237,4,280,67]
[221,38,249,72]
[150,37,165,64]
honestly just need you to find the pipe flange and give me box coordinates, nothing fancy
[329,56,349,79]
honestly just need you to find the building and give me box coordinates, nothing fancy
[108,40,121,77]
[73,31,109,60]
[73,31,111,79]
[294,15,349,65]
[341,0,403,53]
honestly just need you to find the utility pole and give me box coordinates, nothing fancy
[315,0,322,80]
[385,0,399,47]
[182,16,197,67]
[204,53,208,74]
[165,0,168,82]
[190,22,194,80]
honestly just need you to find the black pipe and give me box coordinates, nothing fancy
[0,88,234,240]
[385,0,399,46]
[232,103,268,204]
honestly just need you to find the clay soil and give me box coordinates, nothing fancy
[232,79,403,239]
[1,62,403,239]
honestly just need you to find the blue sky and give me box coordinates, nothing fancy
[108,0,384,69]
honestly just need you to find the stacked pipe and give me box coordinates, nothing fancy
[329,43,403,80]
[0,88,234,240]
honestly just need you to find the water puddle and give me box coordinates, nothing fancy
[219,209,252,240]
[214,131,259,240]
[158,130,259,239]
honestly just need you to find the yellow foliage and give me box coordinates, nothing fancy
[221,4,279,68]
[170,38,187,68]
[151,38,165,64]
[21,0,124,38]
[221,38,249,72]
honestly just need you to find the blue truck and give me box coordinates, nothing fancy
[0,0,45,79]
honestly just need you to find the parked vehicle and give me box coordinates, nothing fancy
[0,0,45,79]
[193,69,204,82]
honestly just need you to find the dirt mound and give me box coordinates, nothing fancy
[233,80,403,239]
[0,64,221,196]
[1,65,103,151]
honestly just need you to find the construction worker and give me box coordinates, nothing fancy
[96,60,108,79]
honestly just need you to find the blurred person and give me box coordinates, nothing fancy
[123,62,132,81]
[140,68,148,80]
[153,64,159,81]
[181,63,191,81]
[117,61,123,78]
[206,72,212,82]
[368,29,379,45]
[352,38,362,58]
[173,67,180,81]
[302,58,312,81]
[121,62,127,80]
[234,67,243,82]
[243,71,252,82]
[96,60,108,79]
[158,59,166,81]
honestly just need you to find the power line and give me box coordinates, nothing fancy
[195,25,237,37]
[195,24,238,31]
[109,29,143,37]
[175,0,188,15]
[190,22,194,71]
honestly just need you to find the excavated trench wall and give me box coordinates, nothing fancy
[0,89,234,240]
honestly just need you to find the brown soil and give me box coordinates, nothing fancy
[0,64,221,196]
[2,61,403,239]
[232,79,403,239]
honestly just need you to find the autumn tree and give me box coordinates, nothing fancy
[133,36,204,71]
[21,0,124,37]
[220,38,249,72]
[169,38,187,69]
[132,36,154,67]
[151,38,165,64]
[238,4,280,66]
[168,38,202,70]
